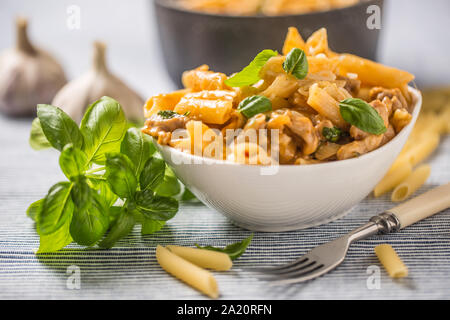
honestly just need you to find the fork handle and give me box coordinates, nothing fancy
[387,183,450,229]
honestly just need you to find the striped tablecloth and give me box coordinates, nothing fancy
[0,115,449,300]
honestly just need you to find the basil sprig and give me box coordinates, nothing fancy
[238,95,272,118]
[339,98,387,135]
[195,234,253,260]
[225,49,278,87]
[282,48,308,79]
[28,97,180,252]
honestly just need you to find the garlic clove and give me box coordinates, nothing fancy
[0,18,67,117]
[52,41,144,123]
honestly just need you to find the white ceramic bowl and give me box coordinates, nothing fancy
[156,87,422,232]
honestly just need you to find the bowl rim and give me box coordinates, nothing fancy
[156,86,422,170]
[154,0,383,19]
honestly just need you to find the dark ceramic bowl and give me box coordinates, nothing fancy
[154,0,384,87]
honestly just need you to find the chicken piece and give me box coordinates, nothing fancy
[142,113,188,145]
[369,87,409,112]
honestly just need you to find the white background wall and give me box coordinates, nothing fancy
[0,0,449,100]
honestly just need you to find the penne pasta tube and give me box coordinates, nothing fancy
[167,245,232,271]
[156,245,219,299]
[374,160,412,197]
[374,244,408,278]
[391,164,431,202]
[398,133,440,167]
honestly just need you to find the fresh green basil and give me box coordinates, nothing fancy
[99,208,136,249]
[29,118,51,150]
[154,166,181,197]
[225,49,278,87]
[135,189,178,221]
[28,96,180,251]
[195,234,253,260]
[59,144,88,180]
[140,157,166,192]
[70,190,109,247]
[27,198,44,222]
[181,188,198,202]
[238,95,272,118]
[322,127,342,143]
[105,153,138,199]
[141,219,165,235]
[339,98,387,135]
[88,178,118,209]
[80,96,127,165]
[37,182,74,236]
[37,104,83,151]
[121,127,156,176]
[282,48,308,79]
[37,218,73,253]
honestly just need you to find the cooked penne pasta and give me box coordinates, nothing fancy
[374,244,408,278]
[179,0,359,16]
[143,27,415,165]
[282,26,306,55]
[156,245,219,299]
[167,245,232,271]
[391,164,431,202]
[373,160,412,198]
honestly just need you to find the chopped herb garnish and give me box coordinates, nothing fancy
[157,110,178,119]
[322,127,342,142]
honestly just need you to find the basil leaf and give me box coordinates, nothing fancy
[238,95,272,118]
[105,153,138,199]
[29,118,51,150]
[37,217,73,253]
[195,234,253,261]
[37,104,83,151]
[80,96,127,165]
[322,127,342,143]
[99,208,135,249]
[88,178,118,209]
[59,144,88,180]
[154,166,181,197]
[27,198,44,222]
[181,188,198,202]
[37,182,74,236]
[140,157,166,191]
[339,98,387,135]
[282,48,308,80]
[70,190,109,247]
[141,219,165,235]
[225,49,278,87]
[135,189,178,221]
[121,127,156,176]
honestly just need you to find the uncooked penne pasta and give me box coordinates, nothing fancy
[398,133,440,166]
[373,160,412,197]
[374,244,408,278]
[391,164,431,202]
[156,245,219,299]
[167,245,232,271]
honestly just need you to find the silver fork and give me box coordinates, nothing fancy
[251,183,450,285]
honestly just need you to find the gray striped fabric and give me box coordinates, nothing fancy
[0,116,449,300]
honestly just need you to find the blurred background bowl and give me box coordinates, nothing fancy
[154,0,384,87]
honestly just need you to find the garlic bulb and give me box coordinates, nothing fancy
[0,18,67,117]
[52,41,144,123]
